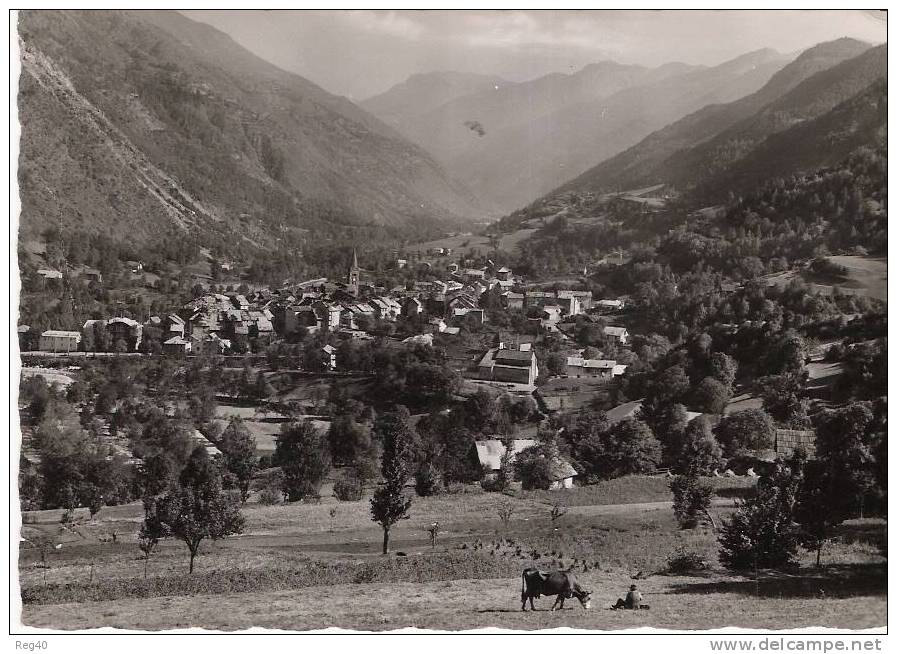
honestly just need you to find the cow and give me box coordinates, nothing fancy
[520,567,592,611]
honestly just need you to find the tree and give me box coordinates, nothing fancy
[254,371,275,400]
[513,444,556,491]
[718,459,802,571]
[758,373,811,428]
[218,417,258,502]
[714,409,776,457]
[274,421,332,502]
[691,376,731,414]
[327,414,377,470]
[414,461,441,497]
[137,498,160,579]
[670,473,714,529]
[813,402,876,519]
[794,458,852,567]
[708,352,738,388]
[674,417,724,475]
[141,448,244,573]
[544,352,567,377]
[370,408,414,554]
[576,418,661,480]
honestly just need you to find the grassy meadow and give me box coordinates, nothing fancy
[17,476,886,631]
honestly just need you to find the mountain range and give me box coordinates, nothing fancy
[362,49,792,212]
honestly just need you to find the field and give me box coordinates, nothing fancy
[17,476,886,631]
[406,227,539,262]
[762,255,887,300]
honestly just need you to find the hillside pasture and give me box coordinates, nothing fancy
[762,255,887,300]
[17,480,885,631]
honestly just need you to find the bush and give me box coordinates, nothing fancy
[445,482,484,495]
[666,548,709,574]
[258,487,282,505]
[480,475,508,492]
[333,473,364,502]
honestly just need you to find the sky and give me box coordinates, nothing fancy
[184,9,887,100]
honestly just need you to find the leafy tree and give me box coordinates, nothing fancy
[513,444,557,491]
[670,473,714,529]
[327,414,379,477]
[714,409,776,457]
[758,373,811,428]
[218,417,258,502]
[794,458,852,567]
[576,417,661,480]
[274,421,332,502]
[813,402,876,518]
[370,408,414,554]
[544,352,567,377]
[674,417,724,475]
[708,352,738,388]
[718,458,802,571]
[141,447,244,573]
[414,461,441,497]
[692,376,731,414]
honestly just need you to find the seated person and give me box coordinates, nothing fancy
[611,584,649,609]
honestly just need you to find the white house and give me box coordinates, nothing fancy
[39,330,81,352]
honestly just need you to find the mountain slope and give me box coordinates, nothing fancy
[361,71,509,131]
[694,77,886,199]
[17,10,483,248]
[553,38,874,197]
[669,44,887,197]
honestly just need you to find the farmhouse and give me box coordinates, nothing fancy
[564,357,625,379]
[39,330,81,352]
[602,326,629,345]
[36,268,63,280]
[476,346,539,388]
[163,335,192,355]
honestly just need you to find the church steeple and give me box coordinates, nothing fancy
[347,247,361,296]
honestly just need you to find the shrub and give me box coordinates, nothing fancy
[480,475,508,493]
[258,486,282,505]
[333,473,365,502]
[666,548,709,574]
[445,482,484,495]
